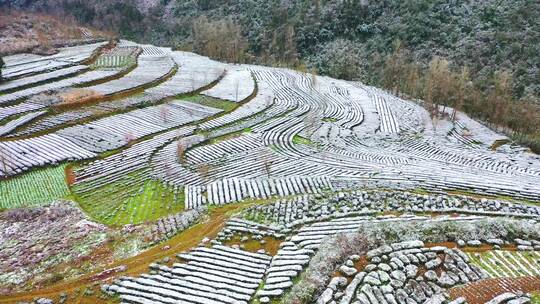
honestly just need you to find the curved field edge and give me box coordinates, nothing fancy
[70,170,185,226]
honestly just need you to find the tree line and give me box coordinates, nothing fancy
[1,0,538,152]
[187,14,540,152]
[377,43,540,152]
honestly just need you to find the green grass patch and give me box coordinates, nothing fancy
[0,164,70,209]
[72,170,184,226]
[292,134,314,146]
[91,56,136,69]
[111,180,185,225]
[531,292,540,304]
[180,94,237,112]
[98,146,125,159]
[322,117,338,122]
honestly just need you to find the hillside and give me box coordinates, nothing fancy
[0,10,111,56]
[0,38,540,303]
[1,0,539,100]
[2,0,539,153]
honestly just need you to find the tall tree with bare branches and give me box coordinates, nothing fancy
[177,141,186,164]
[0,56,4,83]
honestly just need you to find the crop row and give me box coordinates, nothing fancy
[73,170,184,226]
[467,250,540,278]
[0,164,69,209]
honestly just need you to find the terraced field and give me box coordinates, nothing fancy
[0,40,539,303]
[468,250,540,278]
[0,164,69,208]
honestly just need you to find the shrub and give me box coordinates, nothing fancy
[306,39,367,81]
[282,233,368,303]
[359,218,540,246]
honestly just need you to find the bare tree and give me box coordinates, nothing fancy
[452,66,470,121]
[124,132,136,146]
[488,70,512,129]
[405,64,420,98]
[160,106,170,123]
[177,141,186,164]
[192,16,248,62]
[382,40,407,94]
[0,56,4,83]
[263,160,272,179]
[197,163,211,181]
[426,57,451,117]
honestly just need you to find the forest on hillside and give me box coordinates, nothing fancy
[1,0,540,150]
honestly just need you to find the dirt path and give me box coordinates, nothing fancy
[0,203,247,304]
[449,276,540,304]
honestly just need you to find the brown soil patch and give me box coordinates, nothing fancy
[354,255,369,272]
[449,276,540,304]
[223,234,282,256]
[54,89,105,109]
[425,241,457,249]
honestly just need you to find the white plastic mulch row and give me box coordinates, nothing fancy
[0,111,47,136]
[0,134,96,177]
[105,245,271,304]
[0,65,88,93]
[202,67,255,102]
[1,41,107,80]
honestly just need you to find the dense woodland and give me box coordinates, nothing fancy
[1,0,539,151]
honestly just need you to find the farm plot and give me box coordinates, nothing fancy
[0,110,47,136]
[180,94,238,112]
[101,186,540,304]
[0,102,46,122]
[90,46,139,69]
[202,67,255,102]
[2,38,540,303]
[0,201,109,294]
[72,127,195,187]
[8,109,100,138]
[7,52,228,137]
[255,214,486,301]
[0,134,96,178]
[83,55,175,97]
[311,241,487,304]
[0,69,120,106]
[73,170,184,226]
[108,179,184,225]
[55,99,220,154]
[0,164,69,209]
[148,51,225,97]
[0,65,88,94]
[449,276,540,304]
[103,244,272,304]
[467,250,540,278]
[1,41,107,80]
